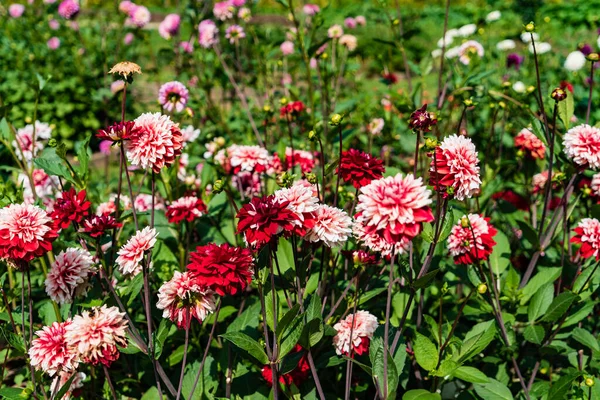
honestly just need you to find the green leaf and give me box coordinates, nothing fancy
[393,343,407,376]
[413,333,438,371]
[432,359,458,377]
[221,332,269,365]
[3,330,25,353]
[75,134,92,182]
[0,118,10,142]
[557,91,575,129]
[227,301,260,333]
[474,378,514,400]
[278,314,304,361]
[370,336,399,398]
[167,345,186,367]
[54,373,77,400]
[34,148,75,184]
[119,334,143,354]
[523,325,545,345]
[153,319,170,359]
[572,327,600,352]
[182,357,217,400]
[541,291,577,323]
[452,366,489,383]
[39,301,57,326]
[0,387,27,400]
[521,267,562,305]
[305,293,321,322]
[141,387,160,400]
[125,272,144,306]
[548,372,583,400]
[489,230,510,275]
[457,320,496,362]
[277,304,301,339]
[528,283,554,322]
[402,389,441,400]
[412,269,439,290]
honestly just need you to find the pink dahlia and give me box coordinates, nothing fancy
[0,203,57,265]
[355,16,366,26]
[333,310,378,356]
[158,13,181,40]
[118,0,135,14]
[29,321,79,376]
[166,196,207,223]
[458,40,484,65]
[50,188,91,230]
[9,4,25,18]
[225,25,246,44]
[327,24,344,39]
[447,214,498,265]
[532,170,557,194]
[285,148,316,173]
[591,173,600,197]
[229,145,273,174]
[280,40,294,56]
[571,218,600,260]
[115,227,158,276]
[305,204,352,247]
[354,173,433,256]
[64,305,128,367]
[47,37,60,50]
[58,0,79,19]
[46,248,96,304]
[181,125,200,145]
[82,215,121,238]
[198,20,219,48]
[133,193,164,213]
[563,124,600,170]
[158,81,189,113]
[237,195,301,248]
[127,5,150,28]
[515,128,546,159]
[187,243,254,296]
[213,1,233,20]
[368,118,384,135]
[274,183,319,233]
[128,112,184,173]
[337,149,385,189]
[157,271,216,328]
[303,4,320,16]
[430,134,481,200]
[13,121,52,163]
[344,17,357,29]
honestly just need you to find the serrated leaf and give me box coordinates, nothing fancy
[557,91,574,129]
[541,291,577,323]
[528,283,554,322]
[413,333,438,371]
[457,320,496,362]
[221,332,269,365]
[153,319,170,359]
[277,304,301,339]
[523,325,545,345]
[278,314,304,361]
[572,327,600,352]
[521,267,562,304]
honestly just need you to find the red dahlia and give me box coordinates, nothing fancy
[50,188,92,229]
[447,214,497,265]
[166,196,207,224]
[82,215,122,238]
[408,104,437,132]
[261,345,310,387]
[337,149,385,189]
[187,243,254,296]
[280,101,305,118]
[97,121,140,142]
[491,190,529,211]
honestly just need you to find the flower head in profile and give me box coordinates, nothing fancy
[565,51,586,72]
[458,40,484,65]
[187,243,254,296]
[563,124,600,170]
[225,25,246,44]
[305,205,352,247]
[45,248,96,304]
[158,13,181,40]
[30,321,79,376]
[115,227,158,276]
[337,149,385,189]
[228,145,273,174]
[354,173,433,256]
[447,214,497,265]
[0,203,57,265]
[157,271,216,328]
[571,218,600,260]
[262,345,310,387]
[429,134,481,200]
[97,121,140,143]
[108,61,142,80]
[127,112,184,173]
[409,104,437,132]
[82,215,122,238]
[333,311,378,356]
[237,195,301,248]
[64,305,128,367]
[198,20,219,48]
[166,196,207,223]
[339,34,357,51]
[50,188,92,230]
[515,128,546,159]
[58,0,79,19]
[158,81,189,113]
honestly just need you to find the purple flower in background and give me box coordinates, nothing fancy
[579,43,593,56]
[198,20,219,48]
[344,17,357,29]
[230,0,246,6]
[99,140,112,156]
[158,14,181,40]
[123,32,134,45]
[179,41,194,54]
[506,53,524,70]
[47,37,61,50]
[158,81,189,113]
[9,4,25,18]
[49,19,60,30]
[58,0,79,19]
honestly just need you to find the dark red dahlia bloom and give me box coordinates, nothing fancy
[560,81,574,93]
[409,104,437,132]
[280,101,305,118]
[82,215,122,238]
[337,149,385,189]
[491,190,529,211]
[166,196,207,224]
[50,188,92,229]
[187,243,254,296]
[381,72,397,85]
[261,345,310,387]
[236,195,301,248]
[97,121,140,142]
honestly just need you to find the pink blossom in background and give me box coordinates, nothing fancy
[230,0,246,6]
[110,80,125,94]
[47,37,61,50]
[58,0,79,19]
[213,1,234,21]
[49,19,60,30]
[69,21,79,31]
[158,81,189,113]
[355,15,366,26]
[118,0,136,14]
[281,73,292,86]
[344,17,357,29]
[280,40,294,56]
[99,140,112,155]
[179,41,194,53]
[309,57,317,69]
[127,5,150,28]
[303,4,320,16]
[123,32,134,45]
[198,20,219,48]
[339,34,357,51]
[158,13,181,40]
[225,25,246,44]
[327,24,344,39]
[238,7,251,21]
[9,4,25,18]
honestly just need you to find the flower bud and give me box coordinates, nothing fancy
[25,116,32,124]
[477,283,488,294]
[393,19,399,25]
[587,53,600,62]
[461,216,470,228]
[321,52,328,59]
[305,172,318,184]
[424,137,438,151]
[330,113,343,126]
[584,187,592,197]
[526,85,536,94]
[585,377,595,387]
[502,81,511,88]
[540,367,548,374]
[308,130,317,142]
[212,179,224,194]
[48,138,57,148]
[263,105,272,113]
[463,99,474,107]
[185,107,194,117]
[280,97,288,105]
[524,22,535,32]
[551,88,567,102]
[276,172,295,188]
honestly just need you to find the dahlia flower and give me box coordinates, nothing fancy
[591,173,600,197]
[0,203,57,265]
[225,25,246,44]
[344,17,357,29]
[9,4,25,18]
[213,1,233,20]
[97,121,139,143]
[133,193,164,213]
[563,124,600,170]
[30,321,79,376]
[20,169,58,205]
[158,81,189,113]
[565,51,586,72]
[409,104,437,132]
[261,345,310,387]
[303,4,320,15]
[305,205,352,247]
[229,145,273,174]
[486,10,501,22]
[280,40,294,56]
[13,121,52,163]
[237,195,301,248]
[166,196,207,223]
[280,101,305,118]
[238,7,251,21]
[514,128,546,159]
[115,227,158,276]
[50,188,91,230]
[157,271,216,328]
[58,0,79,19]
[458,40,484,65]
[447,214,498,265]
[181,125,200,145]
[528,42,552,54]
[47,37,60,50]
[82,215,121,238]
[127,112,184,173]
[355,15,366,26]
[46,248,96,304]
[368,118,385,135]
[127,5,151,28]
[158,13,181,40]
[64,305,128,367]
[571,218,600,260]
[507,53,525,70]
[187,243,254,296]
[198,20,219,48]
[339,34,357,51]
[491,190,529,211]
[118,1,135,14]
[430,134,481,200]
[354,173,433,256]
[333,311,379,356]
[328,24,344,39]
[233,172,263,197]
[51,371,85,400]
[274,183,319,233]
[496,39,516,51]
[285,148,316,173]
[337,149,385,189]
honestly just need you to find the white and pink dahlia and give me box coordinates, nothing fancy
[166,196,207,224]
[115,227,158,276]
[45,248,96,304]
[156,271,216,329]
[354,173,434,256]
[571,218,600,260]
[430,134,481,201]
[368,118,384,135]
[213,1,234,20]
[591,173,600,197]
[229,145,273,174]
[64,305,128,367]
[133,193,164,213]
[51,371,85,400]
[274,183,319,228]
[127,5,151,28]
[458,40,484,65]
[563,124,600,170]
[128,112,184,173]
[225,25,246,44]
[13,121,52,163]
[158,13,181,40]
[30,321,79,376]
[198,19,219,48]
[447,214,498,265]
[181,125,200,145]
[333,310,378,356]
[158,81,189,113]
[327,24,344,39]
[305,204,352,247]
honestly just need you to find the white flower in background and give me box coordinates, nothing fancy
[339,34,357,51]
[520,32,539,43]
[432,48,442,58]
[512,81,526,93]
[437,28,459,48]
[445,46,460,59]
[181,125,200,145]
[486,11,501,22]
[528,42,552,54]
[597,35,600,49]
[496,39,516,51]
[458,24,477,37]
[458,40,484,65]
[564,51,586,72]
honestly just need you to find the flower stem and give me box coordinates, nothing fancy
[175,310,191,400]
[538,102,558,238]
[587,61,595,125]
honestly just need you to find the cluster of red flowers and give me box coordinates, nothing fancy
[50,188,92,229]
[279,101,305,118]
[337,149,385,189]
